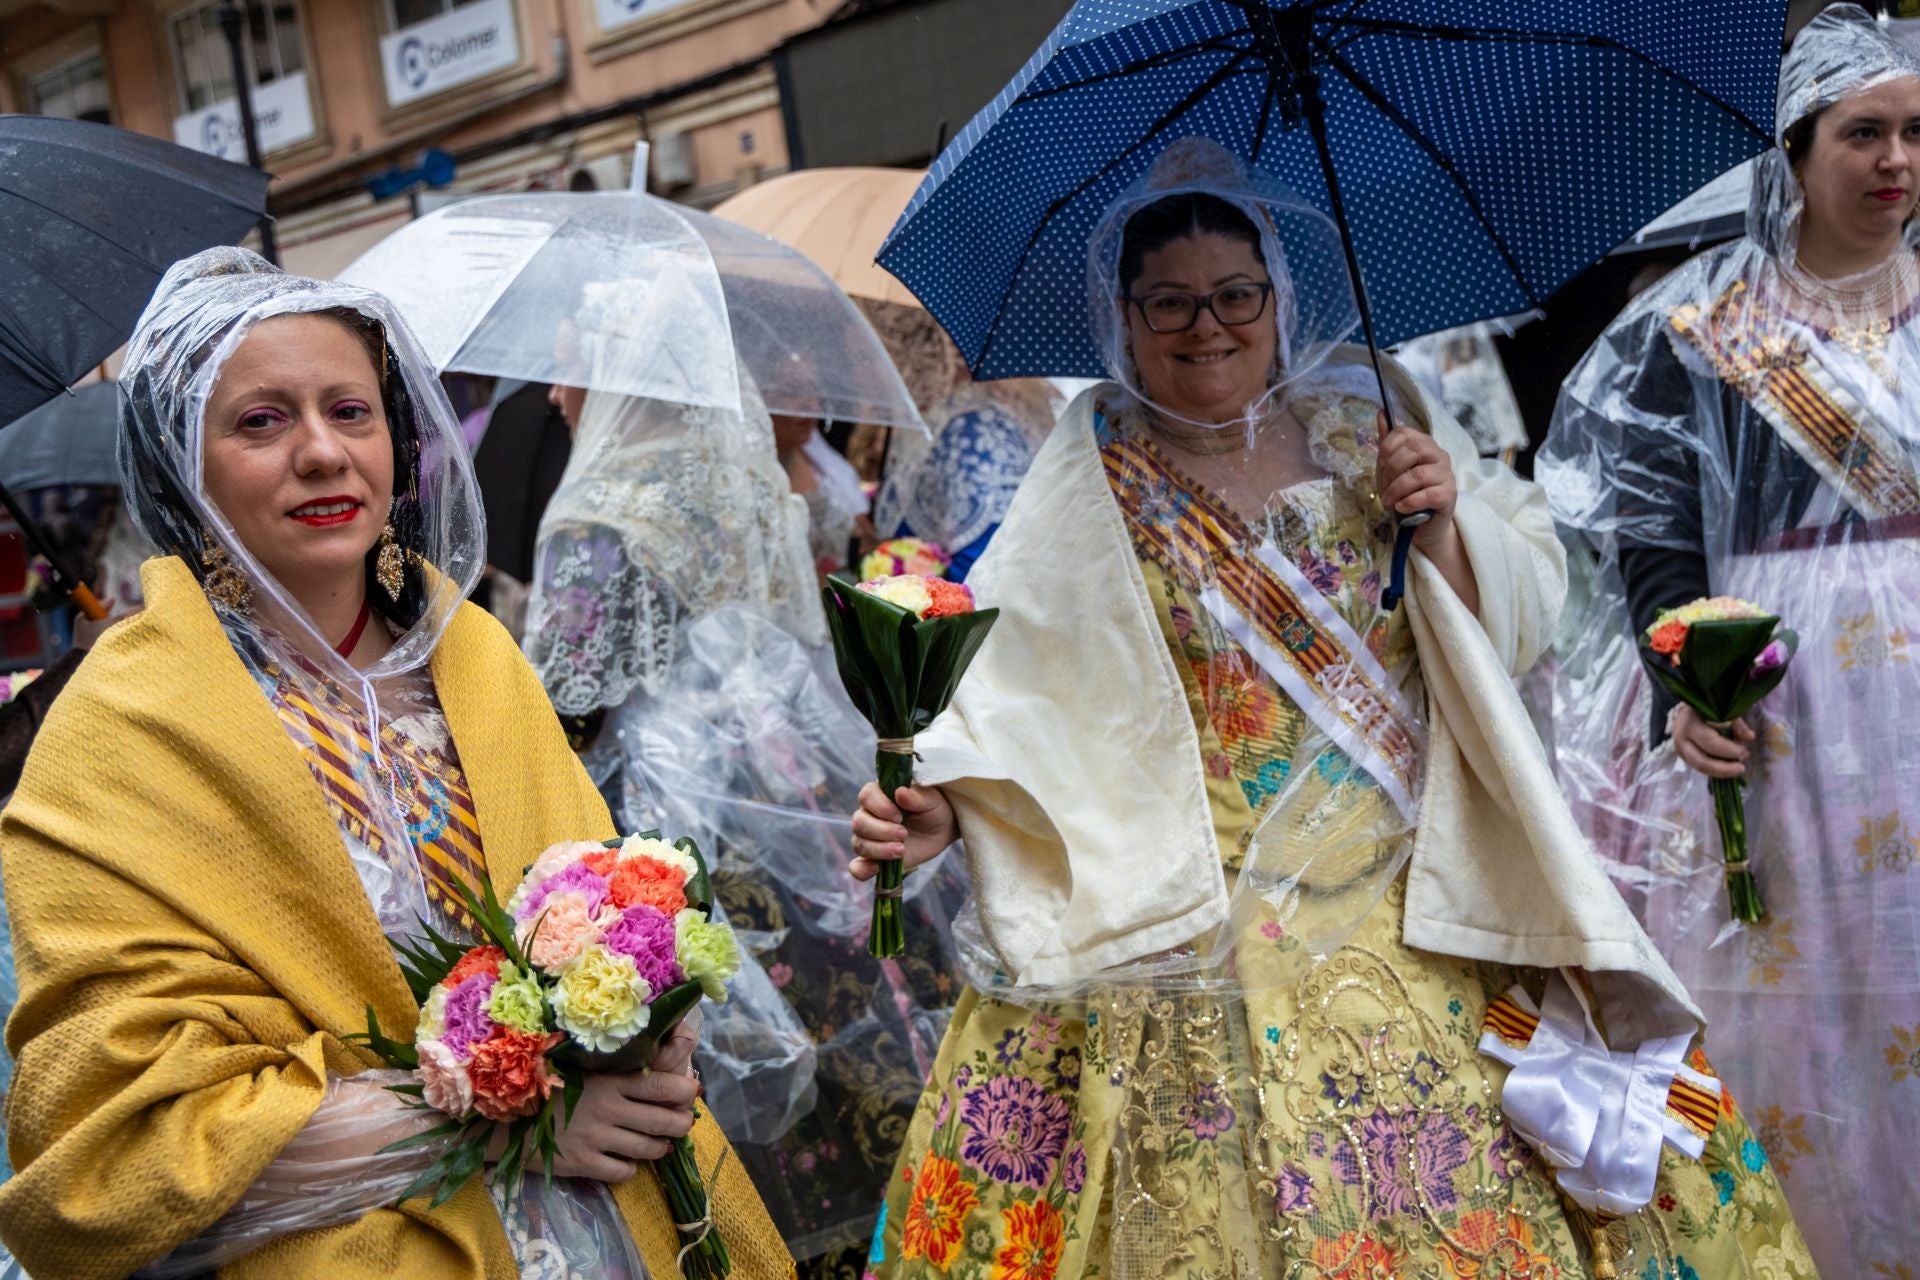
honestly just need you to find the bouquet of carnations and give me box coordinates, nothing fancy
[858,537,952,582]
[0,668,42,706]
[822,572,998,957]
[354,833,743,1277]
[1640,596,1797,923]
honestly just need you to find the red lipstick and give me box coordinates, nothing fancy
[288,496,363,528]
[1872,187,1908,202]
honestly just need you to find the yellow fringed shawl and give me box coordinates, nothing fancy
[0,556,794,1280]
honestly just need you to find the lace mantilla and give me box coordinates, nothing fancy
[526,389,822,715]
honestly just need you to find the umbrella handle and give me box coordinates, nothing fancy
[69,582,109,622]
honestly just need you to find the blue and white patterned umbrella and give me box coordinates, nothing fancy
[878,0,1785,381]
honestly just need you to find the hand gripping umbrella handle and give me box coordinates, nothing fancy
[1287,39,1429,610]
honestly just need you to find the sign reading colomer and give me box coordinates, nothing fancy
[172,72,317,161]
[381,0,520,107]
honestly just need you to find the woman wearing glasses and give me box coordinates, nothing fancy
[852,140,1809,1279]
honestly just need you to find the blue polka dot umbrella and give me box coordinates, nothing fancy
[877,0,1784,604]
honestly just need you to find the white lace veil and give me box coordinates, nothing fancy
[524,283,821,716]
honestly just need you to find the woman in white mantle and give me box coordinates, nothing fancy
[851,139,1812,1280]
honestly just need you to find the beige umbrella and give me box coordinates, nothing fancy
[715,167,1059,513]
[713,167,927,309]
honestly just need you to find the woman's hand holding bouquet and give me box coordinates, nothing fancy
[353,833,743,1277]
[1639,596,1797,923]
[822,572,997,956]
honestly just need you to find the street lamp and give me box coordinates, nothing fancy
[215,0,280,264]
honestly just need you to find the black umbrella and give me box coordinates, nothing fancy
[0,115,269,618]
[0,115,270,426]
[0,382,119,492]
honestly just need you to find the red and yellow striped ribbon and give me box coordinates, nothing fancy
[1671,281,1920,517]
[1481,992,1719,1144]
[270,675,488,930]
[1101,432,1418,775]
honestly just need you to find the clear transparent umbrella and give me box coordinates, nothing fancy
[339,186,925,431]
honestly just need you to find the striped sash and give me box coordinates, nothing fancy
[1672,280,1920,519]
[268,671,488,930]
[1100,429,1421,818]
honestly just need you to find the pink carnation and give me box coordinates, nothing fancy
[601,904,683,993]
[516,862,611,923]
[523,840,612,890]
[416,1038,474,1116]
[522,889,610,971]
[441,972,499,1059]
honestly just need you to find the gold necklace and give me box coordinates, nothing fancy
[1793,248,1918,313]
[1830,317,1901,392]
[1145,411,1256,456]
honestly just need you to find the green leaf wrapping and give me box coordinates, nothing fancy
[1639,617,1794,725]
[821,573,999,959]
[677,836,716,915]
[821,574,1000,739]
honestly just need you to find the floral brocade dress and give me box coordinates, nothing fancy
[868,399,1815,1280]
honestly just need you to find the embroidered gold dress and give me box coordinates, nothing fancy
[868,396,1814,1280]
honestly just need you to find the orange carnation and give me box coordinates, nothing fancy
[922,579,976,618]
[580,847,619,878]
[442,945,505,990]
[901,1152,978,1268]
[993,1199,1065,1280]
[466,1027,563,1121]
[1648,619,1688,657]
[607,856,688,916]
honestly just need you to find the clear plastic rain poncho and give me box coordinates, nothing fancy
[1537,6,1920,1268]
[953,138,1427,1004]
[523,285,969,1264]
[864,138,1760,1279]
[108,247,647,1278]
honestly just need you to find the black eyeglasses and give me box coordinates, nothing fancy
[1126,281,1274,333]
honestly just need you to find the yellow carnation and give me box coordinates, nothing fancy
[857,575,933,615]
[551,945,653,1053]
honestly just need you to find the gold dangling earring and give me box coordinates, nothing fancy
[200,540,252,611]
[376,522,406,602]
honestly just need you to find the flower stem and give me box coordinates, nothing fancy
[657,1133,732,1278]
[869,748,915,958]
[1709,775,1766,923]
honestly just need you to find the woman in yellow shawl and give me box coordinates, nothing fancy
[0,248,790,1280]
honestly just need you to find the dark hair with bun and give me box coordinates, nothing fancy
[1118,193,1267,294]
[1782,104,1826,167]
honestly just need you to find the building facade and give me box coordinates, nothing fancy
[1,0,1075,279]
[1,0,848,275]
